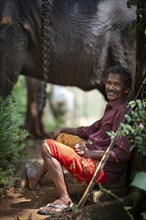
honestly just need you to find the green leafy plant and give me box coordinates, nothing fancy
[120,99,146,156]
[0,96,29,195]
[120,99,146,219]
[12,75,27,125]
[107,98,146,219]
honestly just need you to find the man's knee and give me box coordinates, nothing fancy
[41,141,52,155]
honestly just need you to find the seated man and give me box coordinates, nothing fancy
[25,65,132,215]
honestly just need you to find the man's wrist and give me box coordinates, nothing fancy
[97,151,104,159]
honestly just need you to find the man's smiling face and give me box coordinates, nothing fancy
[105,73,129,102]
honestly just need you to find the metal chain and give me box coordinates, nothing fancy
[37,0,52,111]
[42,0,51,82]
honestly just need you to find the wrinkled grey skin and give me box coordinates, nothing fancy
[0,0,136,98]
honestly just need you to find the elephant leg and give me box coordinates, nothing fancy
[25,76,47,139]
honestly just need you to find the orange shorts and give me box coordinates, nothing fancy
[44,134,107,185]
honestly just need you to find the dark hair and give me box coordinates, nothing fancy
[106,65,132,89]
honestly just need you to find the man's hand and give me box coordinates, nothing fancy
[48,127,78,140]
[74,142,89,157]
[49,128,63,140]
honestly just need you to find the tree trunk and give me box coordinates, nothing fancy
[135,0,146,98]
[132,0,146,218]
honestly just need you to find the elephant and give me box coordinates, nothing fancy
[0,0,136,95]
[0,0,136,136]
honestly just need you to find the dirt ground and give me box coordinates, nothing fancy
[0,139,86,220]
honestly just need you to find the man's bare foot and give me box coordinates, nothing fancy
[25,163,40,190]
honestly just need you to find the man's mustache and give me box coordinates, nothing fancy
[106,90,117,94]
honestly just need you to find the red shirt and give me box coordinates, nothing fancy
[77,96,131,183]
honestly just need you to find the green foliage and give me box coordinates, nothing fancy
[141,212,146,220]
[127,0,146,36]
[128,20,137,35]
[12,75,27,125]
[106,98,146,219]
[127,0,137,34]
[106,131,116,141]
[131,171,146,191]
[120,100,146,156]
[120,99,146,193]
[0,96,29,194]
[127,0,138,8]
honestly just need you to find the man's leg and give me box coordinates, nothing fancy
[37,142,73,215]
[25,163,47,190]
[25,133,82,190]
[41,143,72,202]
